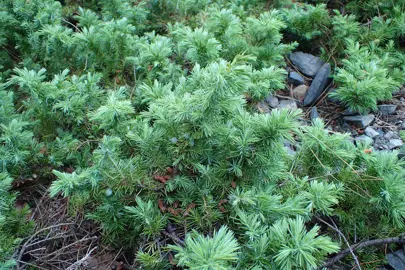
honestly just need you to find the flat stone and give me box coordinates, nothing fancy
[378,104,397,115]
[343,114,375,128]
[388,139,403,150]
[384,131,395,140]
[303,63,331,106]
[284,146,296,156]
[387,250,405,270]
[364,127,379,138]
[293,85,308,101]
[341,109,369,116]
[288,52,325,77]
[265,95,279,108]
[398,149,405,159]
[355,135,373,145]
[310,106,319,121]
[288,72,305,86]
[277,100,298,110]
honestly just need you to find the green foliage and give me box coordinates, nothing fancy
[2,0,405,269]
[170,226,240,269]
[330,40,404,113]
[282,3,331,40]
[270,217,339,269]
[0,173,33,264]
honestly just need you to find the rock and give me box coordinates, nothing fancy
[277,100,298,110]
[288,52,325,77]
[384,131,395,140]
[355,135,373,145]
[364,127,379,138]
[341,109,370,116]
[388,139,403,150]
[378,104,397,115]
[284,142,296,156]
[398,149,405,159]
[288,72,305,86]
[303,63,331,106]
[310,106,319,121]
[284,146,296,156]
[293,85,308,101]
[255,101,271,113]
[387,250,405,270]
[265,95,279,108]
[343,114,375,128]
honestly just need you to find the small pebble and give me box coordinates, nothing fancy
[384,131,395,140]
[364,127,379,138]
[388,139,403,150]
[266,95,279,108]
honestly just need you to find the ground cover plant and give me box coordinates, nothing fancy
[1,0,405,269]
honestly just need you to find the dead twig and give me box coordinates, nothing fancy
[318,235,405,269]
[66,246,97,270]
[16,223,74,270]
[316,216,362,270]
[162,230,184,246]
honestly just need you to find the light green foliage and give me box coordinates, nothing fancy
[297,118,355,176]
[125,197,168,238]
[270,217,339,269]
[170,226,240,269]
[282,3,331,40]
[330,40,404,113]
[0,173,33,264]
[2,0,405,269]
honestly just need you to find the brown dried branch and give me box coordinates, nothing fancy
[319,235,405,269]
[66,246,97,270]
[316,217,361,270]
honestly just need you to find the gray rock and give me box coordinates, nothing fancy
[288,72,305,86]
[364,127,379,138]
[284,146,296,156]
[384,131,395,140]
[355,135,373,145]
[277,100,298,110]
[341,109,369,116]
[288,52,325,77]
[378,104,397,115]
[265,95,279,108]
[303,63,331,106]
[310,106,319,121]
[293,85,308,101]
[343,114,375,128]
[388,139,403,150]
[387,250,405,270]
[398,149,405,159]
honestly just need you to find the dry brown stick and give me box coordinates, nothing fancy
[66,246,97,270]
[25,234,74,248]
[318,235,405,269]
[162,230,184,246]
[16,260,49,270]
[105,247,123,269]
[16,222,74,270]
[40,236,98,261]
[316,217,361,270]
